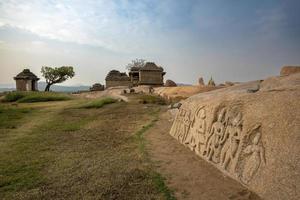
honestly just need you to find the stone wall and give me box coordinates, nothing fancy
[105,80,131,88]
[169,73,300,200]
[16,79,30,91]
[139,71,163,85]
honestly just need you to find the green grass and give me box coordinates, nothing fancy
[134,108,176,200]
[0,106,34,129]
[78,97,117,109]
[2,91,71,103]
[152,172,176,200]
[0,98,175,199]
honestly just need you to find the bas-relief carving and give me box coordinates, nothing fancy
[170,108,193,143]
[185,106,207,154]
[220,112,243,173]
[170,104,266,185]
[204,108,226,163]
[240,124,266,184]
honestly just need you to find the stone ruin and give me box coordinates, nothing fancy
[105,62,166,89]
[169,71,300,200]
[129,62,166,86]
[198,77,205,86]
[90,83,104,91]
[14,69,39,91]
[165,79,177,87]
[207,77,216,87]
[105,70,131,88]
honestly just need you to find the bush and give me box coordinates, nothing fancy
[79,98,117,109]
[2,91,71,103]
[3,92,27,102]
[137,95,166,105]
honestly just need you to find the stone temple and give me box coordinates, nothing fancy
[14,69,39,91]
[105,62,166,88]
[105,70,131,88]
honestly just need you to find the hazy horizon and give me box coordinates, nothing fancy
[1,0,300,86]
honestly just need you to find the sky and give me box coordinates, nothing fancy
[0,0,300,86]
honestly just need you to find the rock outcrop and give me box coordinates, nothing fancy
[207,77,216,87]
[90,83,104,91]
[165,79,177,87]
[280,66,300,76]
[169,73,300,200]
[198,77,205,86]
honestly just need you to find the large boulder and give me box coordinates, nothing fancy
[165,79,177,87]
[169,73,300,200]
[280,66,300,76]
[198,77,205,86]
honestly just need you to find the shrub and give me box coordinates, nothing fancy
[3,92,27,102]
[137,95,166,105]
[2,91,71,103]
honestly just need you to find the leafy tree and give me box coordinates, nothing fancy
[41,66,75,91]
[126,58,146,70]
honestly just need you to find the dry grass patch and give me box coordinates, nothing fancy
[0,99,175,200]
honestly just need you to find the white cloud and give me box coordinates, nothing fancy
[0,0,163,53]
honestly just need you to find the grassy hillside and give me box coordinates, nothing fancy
[0,97,175,200]
[2,91,72,103]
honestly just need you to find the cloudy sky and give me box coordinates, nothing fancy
[0,0,299,86]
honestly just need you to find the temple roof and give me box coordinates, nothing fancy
[14,69,39,80]
[105,70,130,81]
[140,62,164,72]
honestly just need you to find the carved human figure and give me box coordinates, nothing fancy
[241,131,266,184]
[171,108,185,138]
[180,109,192,143]
[204,108,226,163]
[220,113,243,172]
[185,107,206,154]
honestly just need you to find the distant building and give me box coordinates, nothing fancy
[105,62,166,88]
[129,62,166,86]
[105,70,131,88]
[90,83,104,91]
[14,69,39,91]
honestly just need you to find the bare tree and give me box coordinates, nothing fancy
[126,59,146,70]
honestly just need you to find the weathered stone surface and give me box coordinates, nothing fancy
[198,77,205,86]
[14,69,39,91]
[225,81,235,86]
[129,62,166,86]
[105,70,131,88]
[169,73,300,200]
[280,66,300,76]
[207,77,216,87]
[168,102,182,109]
[165,79,177,87]
[90,83,104,91]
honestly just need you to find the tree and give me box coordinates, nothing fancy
[126,58,146,70]
[41,66,75,91]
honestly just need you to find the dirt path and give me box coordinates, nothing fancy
[145,110,261,200]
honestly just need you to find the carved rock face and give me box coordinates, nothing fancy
[169,73,300,200]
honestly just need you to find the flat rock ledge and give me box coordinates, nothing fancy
[169,73,300,200]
